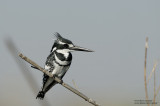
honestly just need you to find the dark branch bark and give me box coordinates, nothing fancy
[19,53,100,106]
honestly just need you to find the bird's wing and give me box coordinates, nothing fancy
[42,52,55,90]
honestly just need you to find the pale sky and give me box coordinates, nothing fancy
[1,0,160,106]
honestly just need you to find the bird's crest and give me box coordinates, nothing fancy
[54,32,73,44]
[54,32,63,41]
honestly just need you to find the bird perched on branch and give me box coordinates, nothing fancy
[36,32,93,99]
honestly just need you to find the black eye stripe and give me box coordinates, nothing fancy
[64,44,69,48]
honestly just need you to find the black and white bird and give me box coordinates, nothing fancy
[36,32,93,99]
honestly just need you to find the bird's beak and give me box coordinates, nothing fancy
[70,45,94,52]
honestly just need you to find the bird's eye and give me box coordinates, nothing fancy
[64,44,69,48]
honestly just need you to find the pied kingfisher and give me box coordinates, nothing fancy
[36,32,93,99]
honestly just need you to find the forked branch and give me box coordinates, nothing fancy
[19,53,100,106]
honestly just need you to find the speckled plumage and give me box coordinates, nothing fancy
[36,32,93,99]
[36,33,72,99]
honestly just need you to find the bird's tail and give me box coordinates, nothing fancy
[36,91,45,100]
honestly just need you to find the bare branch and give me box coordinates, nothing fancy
[72,79,79,91]
[19,53,100,106]
[155,85,160,98]
[153,70,156,106]
[144,37,149,106]
[147,62,157,84]
[5,38,51,106]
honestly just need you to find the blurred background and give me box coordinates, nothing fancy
[1,0,160,106]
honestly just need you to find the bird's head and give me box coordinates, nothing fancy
[51,32,94,53]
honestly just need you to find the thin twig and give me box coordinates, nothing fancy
[72,79,79,91]
[151,66,156,106]
[147,62,157,84]
[19,53,100,106]
[144,37,149,106]
[153,70,156,106]
[155,85,160,98]
[5,38,51,106]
